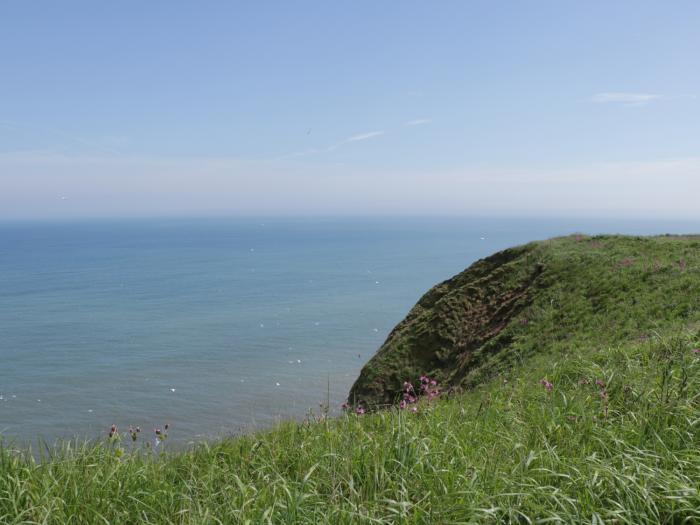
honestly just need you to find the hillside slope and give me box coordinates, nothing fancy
[350,234,700,407]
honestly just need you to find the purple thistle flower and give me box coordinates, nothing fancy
[540,379,553,391]
[399,400,407,409]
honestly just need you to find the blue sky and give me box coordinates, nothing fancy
[1,1,699,218]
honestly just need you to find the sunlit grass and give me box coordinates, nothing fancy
[3,332,700,523]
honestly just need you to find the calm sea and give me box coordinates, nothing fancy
[1,217,698,446]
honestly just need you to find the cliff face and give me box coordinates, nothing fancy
[349,234,700,407]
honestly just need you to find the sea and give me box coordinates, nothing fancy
[1,216,698,447]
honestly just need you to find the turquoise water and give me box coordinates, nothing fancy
[1,217,698,446]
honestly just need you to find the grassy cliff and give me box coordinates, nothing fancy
[350,234,700,407]
[2,234,700,524]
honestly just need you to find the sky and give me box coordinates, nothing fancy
[1,1,699,219]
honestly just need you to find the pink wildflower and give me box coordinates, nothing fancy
[692,348,699,355]
[411,406,418,414]
[540,379,553,391]
[399,400,407,409]
[595,379,606,388]
[355,406,366,415]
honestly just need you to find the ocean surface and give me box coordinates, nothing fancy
[1,217,699,447]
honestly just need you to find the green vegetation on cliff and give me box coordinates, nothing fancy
[350,234,700,407]
[2,234,700,524]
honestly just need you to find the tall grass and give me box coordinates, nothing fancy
[2,331,700,523]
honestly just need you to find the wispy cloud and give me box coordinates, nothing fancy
[277,130,385,159]
[326,130,384,151]
[345,131,385,142]
[405,118,431,127]
[591,92,662,106]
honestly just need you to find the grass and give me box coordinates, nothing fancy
[350,234,700,406]
[3,234,700,523]
[3,332,700,523]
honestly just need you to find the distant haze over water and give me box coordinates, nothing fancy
[1,217,698,446]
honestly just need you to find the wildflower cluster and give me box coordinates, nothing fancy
[399,375,440,413]
[340,401,367,415]
[539,378,553,391]
[154,423,169,443]
[107,423,169,452]
[579,376,610,418]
